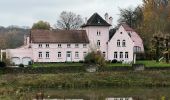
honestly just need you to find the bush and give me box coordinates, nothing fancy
[19,64,24,68]
[79,60,84,63]
[0,61,6,67]
[111,59,117,63]
[84,51,106,67]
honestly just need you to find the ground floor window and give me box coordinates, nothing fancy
[38,52,42,58]
[83,52,87,57]
[103,52,106,58]
[120,52,123,59]
[114,52,117,58]
[46,52,49,58]
[75,52,79,58]
[125,52,128,58]
[58,52,61,58]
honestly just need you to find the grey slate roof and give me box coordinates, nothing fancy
[81,13,111,27]
[30,29,89,43]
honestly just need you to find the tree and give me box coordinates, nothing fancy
[32,20,51,30]
[118,7,143,29]
[56,11,83,30]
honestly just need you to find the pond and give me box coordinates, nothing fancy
[23,87,170,100]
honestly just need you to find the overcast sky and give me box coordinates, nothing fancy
[0,0,143,27]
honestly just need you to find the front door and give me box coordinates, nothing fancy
[66,51,72,62]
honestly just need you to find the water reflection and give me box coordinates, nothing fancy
[32,88,170,100]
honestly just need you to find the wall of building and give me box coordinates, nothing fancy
[108,26,134,62]
[82,26,109,59]
[31,43,89,62]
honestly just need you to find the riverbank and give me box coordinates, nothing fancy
[1,71,170,89]
[1,70,170,99]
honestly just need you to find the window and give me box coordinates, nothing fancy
[83,44,87,48]
[97,40,100,47]
[39,44,42,48]
[75,44,79,48]
[83,52,87,57]
[46,52,49,58]
[103,52,106,58]
[38,52,42,58]
[67,44,71,48]
[97,30,101,36]
[125,52,128,58]
[58,44,62,48]
[122,40,126,47]
[46,44,49,48]
[117,40,120,47]
[120,52,123,59]
[58,52,61,58]
[134,46,141,52]
[75,52,79,58]
[114,52,117,58]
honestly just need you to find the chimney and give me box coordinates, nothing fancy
[104,13,109,23]
[109,17,113,25]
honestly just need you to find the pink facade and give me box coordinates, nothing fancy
[3,13,144,65]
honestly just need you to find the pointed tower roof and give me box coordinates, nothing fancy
[82,13,111,27]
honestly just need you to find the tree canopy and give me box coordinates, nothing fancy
[32,20,51,30]
[56,11,83,30]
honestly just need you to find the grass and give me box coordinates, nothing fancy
[136,60,170,67]
[33,62,84,67]
[32,60,170,68]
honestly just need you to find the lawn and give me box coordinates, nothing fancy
[136,60,170,67]
[33,62,84,67]
[32,60,170,68]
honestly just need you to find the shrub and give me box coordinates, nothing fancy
[111,59,117,63]
[84,51,106,67]
[0,61,6,67]
[79,60,84,63]
[19,64,24,68]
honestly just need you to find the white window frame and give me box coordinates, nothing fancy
[38,52,42,58]
[117,40,120,47]
[38,44,42,48]
[83,52,87,57]
[46,44,49,48]
[83,44,87,48]
[75,44,79,48]
[46,52,49,58]
[97,40,100,47]
[122,40,126,47]
[114,52,117,58]
[58,52,61,58]
[125,52,128,59]
[120,52,123,59]
[67,44,71,48]
[103,52,106,58]
[58,44,62,48]
[75,52,79,58]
